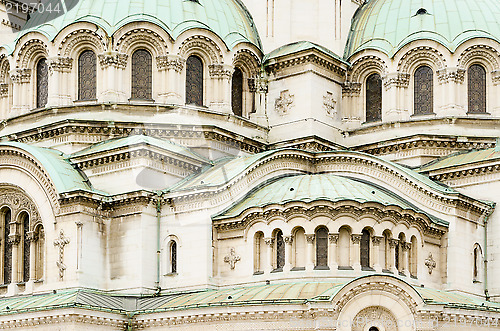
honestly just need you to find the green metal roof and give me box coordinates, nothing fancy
[0,142,92,194]
[18,0,261,50]
[345,0,500,59]
[71,134,210,164]
[264,41,348,65]
[416,287,500,310]
[213,173,434,220]
[420,147,500,172]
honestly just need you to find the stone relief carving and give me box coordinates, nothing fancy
[224,247,240,270]
[352,306,398,331]
[323,91,337,115]
[275,90,294,114]
[54,230,70,280]
[425,252,436,274]
[98,52,128,69]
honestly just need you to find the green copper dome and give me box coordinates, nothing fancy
[20,0,261,50]
[345,0,500,59]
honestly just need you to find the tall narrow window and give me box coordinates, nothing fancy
[274,230,285,271]
[360,229,371,270]
[382,231,390,271]
[21,213,30,283]
[254,232,265,274]
[185,55,203,106]
[315,227,328,269]
[232,68,243,116]
[410,236,417,278]
[131,49,152,100]
[36,58,48,108]
[170,241,177,273]
[414,65,433,115]
[3,209,11,284]
[468,64,486,113]
[78,50,97,101]
[338,227,351,269]
[293,228,306,270]
[34,225,44,280]
[473,244,482,282]
[395,241,400,271]
[366,73,382,122]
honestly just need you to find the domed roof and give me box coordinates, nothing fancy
[19,0,261,50]
[345,0,500,59]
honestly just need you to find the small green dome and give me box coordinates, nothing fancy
[345,0,500,59]
[20,0,261,50]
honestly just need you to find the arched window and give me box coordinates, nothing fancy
[20,212,30,283]
[170,241,177,274]
[382,231,391,271]
[232,68,244,116]
[360,229,371,270]
[473,244,482,282]
[414,65,433,115]
[253,232,265,274]
[293,227,306,270]
[315,227,328,269]
[131,49,152,100]
[366,73,382,122]
[468,64,486,113]
[34,224,44,280]
[273,229,285,271]
[2,208,11,284]
[78,50,97,101]
[410,236,418,278]
[185,55,203,106]
[338,227,351,269]
[36,58,48,108]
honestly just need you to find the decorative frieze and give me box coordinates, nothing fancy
[47,56,73,72]
[437,67,465,84]
[10,68,31,84]
[209,64,232,78]
[156,55,185,72]
[341,82,361,96]
[98,52,128,69]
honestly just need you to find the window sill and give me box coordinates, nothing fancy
[410,275,418,279]
[270,268,283,273]
[290,267,305,271]
[398,271,406,277]
[361,266,375,271]
[128,98,155,103]
[74,99,98,103]
[314,266,330,270]
[34,279,44,283]
[165,272,178,277]
[473,280,482,284]
[338,266,354,270]
[467,112,490,115]
[253,271,264,275]
[410,112,436,118]
[382,269,393,274]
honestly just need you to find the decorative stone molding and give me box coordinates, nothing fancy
[209,64,232,78]
[274,90,294,114]
[388,239,399,248]
[383,72,410,89]
[457,44,499,71]
[349,55,386,82]
[16,39,47,68]
[397,46,446,73]
[264,237,274,246]
[156,55,185,72]
[283,236,293,244]
[48,56,73,72]
[10,68,31,84]
[328,233,339,244]
[352,306,398,331]
[116,28,168,55]
[372,236,383,245]
[305,234,315,243]
[437,67,465,84]
[98,52,128,69]
[179,35,223,64]
[351,234,362,244]
[323,91,337,115]
[0,187,42,229]
[425,253,436,274]
[54,230,70,280]
[265,53,346,76]
[58,29,107,57]
[492,70,500,85]
[342,82,361,96]
[223,248,240,270]
[233,49,260,76]
[0,83,8,97]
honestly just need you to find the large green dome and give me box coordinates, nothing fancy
[345,0,500,59]
[19,0,261,50]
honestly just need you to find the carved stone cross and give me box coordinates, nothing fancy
[53,230,70,280]
[224,248,241,270]
[425,253,436,274]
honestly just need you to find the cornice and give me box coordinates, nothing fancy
[265,49,347,77]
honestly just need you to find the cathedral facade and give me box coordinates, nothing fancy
[0,0,498,329]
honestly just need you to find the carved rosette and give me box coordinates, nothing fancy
[10,68,31,84]
[48,57,73,73]
[98,52,128,69]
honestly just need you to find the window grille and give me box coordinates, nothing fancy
[78,50,97,100]
[185,55,203,106]
[366,73,382,122]
[315,228,328,267]
[468,64,486,113]
[131,49,152,100]
[36,59,48,108]
[231,68,243,116]
[414,65,433,114]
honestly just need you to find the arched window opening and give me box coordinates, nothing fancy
[34,225,44,280]
[360,229,371,270]
[369,327,380,331]
[468,64,486,113]
[273,229,285,272]
[2,209,11,284]
[338,227,351,269]
[410,236,418,278]
[254,232,265,274]
[131,49,152,100]
[473,244,482,282]
[292,228,306,270]
[185,55,203,106]
[232,68,244,116]
[36,58,48,108]
[20,213,30,283]
[414,65,433,115]
[170,241,177,274]
[315,227,329,269]
[366,73,382,122]
[78,50,97,101]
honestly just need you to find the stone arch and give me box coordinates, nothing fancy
[397,46,446,74]
[16,39,48,69]
[352,306,398,331]
[349,55,387,83]
[457,45,499,72]
[0,56,10,83]
[232,49,260,77]
[178,35,223,65]
[115,25,169,58]
[58,29,107,58]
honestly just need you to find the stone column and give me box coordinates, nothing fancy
[283,236,293,272]
[402,242,411,276]
[8,234,19,284]
[264,237,274,273]
[47,57,73,106]
[249,71,268,126]
[157,55,184,104]
[305,234,315,271]
[328,233,339,270]
[0,83,8,118]
[10,68,31,113]
[372,236,383,272]
[388,239,399,274]
[209,64,232,112]
[341,82,362,130]
[98,52,128,103]
[27,231,37,281]
[351,234,361,271]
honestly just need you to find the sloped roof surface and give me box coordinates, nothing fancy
[420,147,500,172]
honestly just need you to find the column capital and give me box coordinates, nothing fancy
[10,68,31,84]
[0,83,8,98]
[341,82,361,96]
[264,237,274,246]
[388,239,399,248]
[328,233,339,244]
[156,55,185,72]
[402,242,412,251]
[283,236,293,244]
[47,56,73,72]
[305,234,315,244]
[372,236,383,245]
[351,234,362,245]
[209,64,233,79]
[8,234,20,245]
[98,51,128,69]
